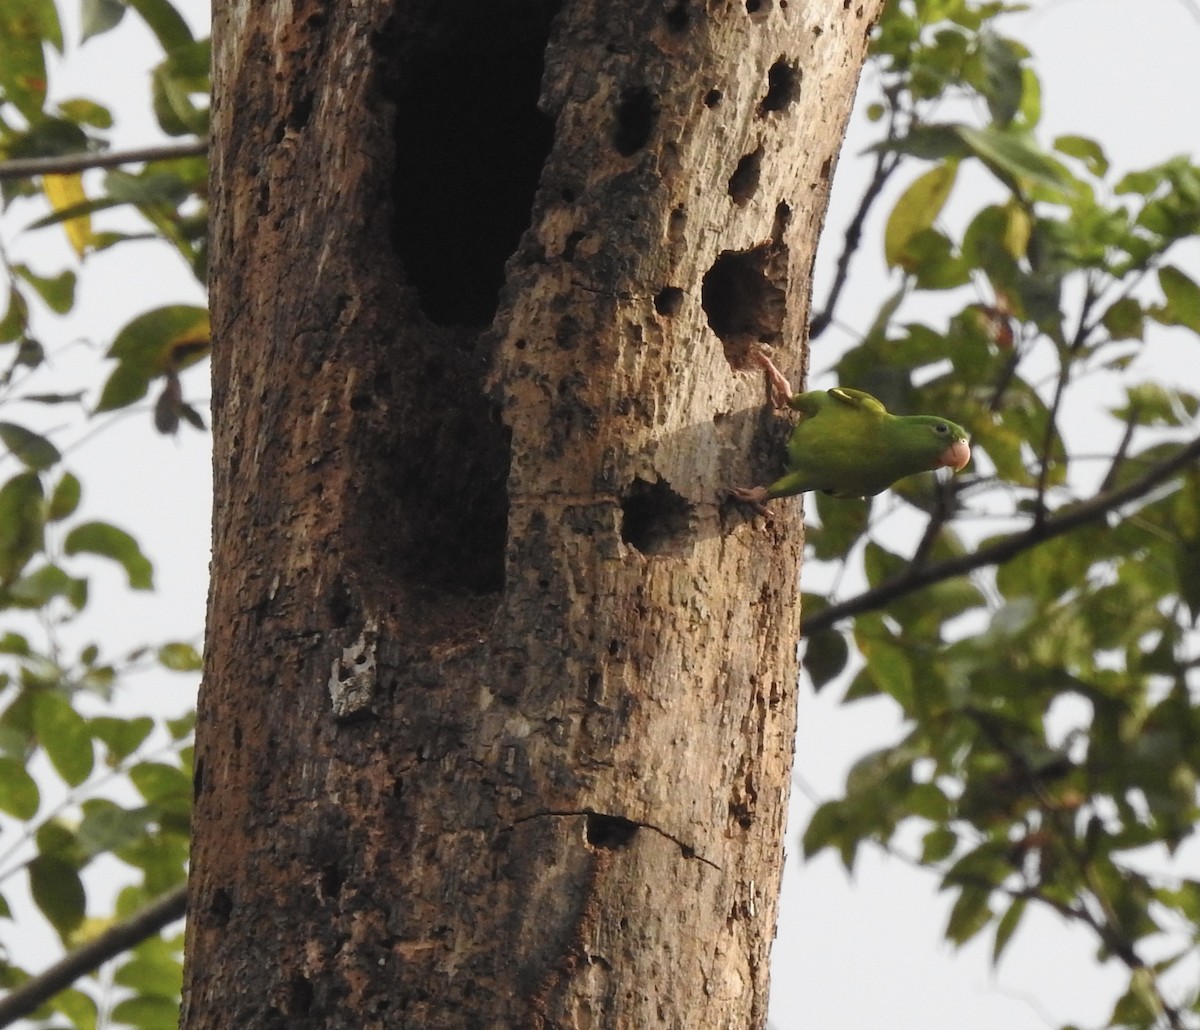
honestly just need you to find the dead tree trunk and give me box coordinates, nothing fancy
[183,1,881,1026]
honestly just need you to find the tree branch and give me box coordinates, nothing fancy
[0,140,208,181]
[804,434,1200,634]
[809,144,901,340]
[0,885,186,1027]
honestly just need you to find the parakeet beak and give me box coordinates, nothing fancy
[938,439,971,471]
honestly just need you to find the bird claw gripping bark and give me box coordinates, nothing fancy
[729,486,774,518]
[749,347,795,409]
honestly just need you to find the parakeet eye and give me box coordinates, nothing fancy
[934,423,949,434]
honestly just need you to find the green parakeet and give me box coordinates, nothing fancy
[731,355,971,514]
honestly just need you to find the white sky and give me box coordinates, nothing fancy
[3,0,1198,1027]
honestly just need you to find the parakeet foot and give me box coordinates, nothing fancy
[729,486,774,517]
[750,349,794,408]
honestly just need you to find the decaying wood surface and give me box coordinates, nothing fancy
[185,1,883,1026]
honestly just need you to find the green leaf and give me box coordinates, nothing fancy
[944,883,993,946]
[0,473,45,585]
[6,118,88,162]
[78,799,153,856]
[46,985,98,1030]
[22,390,88,406]
[81,0,126,41]
[978,30,1024,127]
[48,472,81,521]
[1101,296,1144,341]
[1115,383,1197,427]
[157,641,201,672]
[885,162,959,268]
[903,228,970,289]
[57,96,114,128]
[0,421,61,470]
[992,896,1027,965]
[90,715,155,760]
[0,290,30,343]
[1154,265,1200,332]
[0,756,40,817]
[863,541,907,589]
[32,690,95,786]
[0,0,63,120]
[955,124,1071,193]
[129,761,190,806]
[111,993,181,1029]
[166,711,195,741]
[151,41,211,138]
[64,521,154,590]
[118,832,189,893]
[29,853,86,937]
[96,305,210,413]
[802,801,858,869]
[808,493,871,560]
[802,629,848,692]
[877,124,970,162]
[104,167,192,207]
[1109,970,1160,1026]
[114,934,183,999]
[1054,134,1109,178]
[13,264,76,314]
[0,631,31,656]
[922,826,957,864]
[856,632,915,710]
[127,0,194,51]
[8,564,87,609]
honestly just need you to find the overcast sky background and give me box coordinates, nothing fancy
[2,0,1198,1027]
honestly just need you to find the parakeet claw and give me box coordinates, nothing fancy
[749,348,794,408]
[729,486,774,517]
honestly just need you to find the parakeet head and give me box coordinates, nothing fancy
[908,416,971,472]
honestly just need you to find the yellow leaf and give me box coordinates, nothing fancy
[42,173,94,258]
[1002,201,1032,259]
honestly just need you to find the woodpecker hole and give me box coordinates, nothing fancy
[704,88,723,108]
[745,0,772,20]
[563,230,586,262]
[772,201,792,242]
[759,58,798,114]
[288,975,314,1016]
[654,286,685,316]
[586,813,639,849]
[701,245,788,358]
[320,862,345,900]
[620,477,693,556]
[728,146,763,206]
[210,887,233,926]
[614,87,657,156]
[668,205,687,243]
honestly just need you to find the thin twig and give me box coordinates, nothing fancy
[810,109,904,340]
[0,140,208,181]
[0,885,186,1027]
[804,433,1200,634]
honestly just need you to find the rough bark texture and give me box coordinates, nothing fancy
[184,1,882,1027]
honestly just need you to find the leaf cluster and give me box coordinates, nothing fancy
[800,2,1200,1027]
[0,0,211,440]
[0,2,206,1027]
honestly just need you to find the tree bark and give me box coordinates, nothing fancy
[184,1,882,1027]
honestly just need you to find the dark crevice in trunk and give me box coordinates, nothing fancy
[381,0,562,328]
